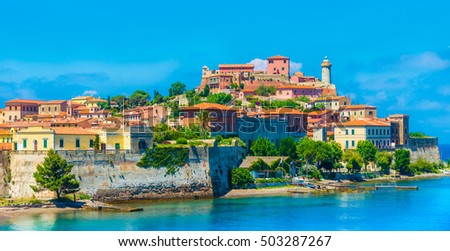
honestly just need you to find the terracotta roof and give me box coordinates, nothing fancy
[0,121,51,128]
[277,85,318,90]
[74,106,88,111]
[0,143,12,150]
[336,119,390,127]
[219,64,254,68]
[315,96,346,101]
[51,127,97,135]
[258,108,306,115]
[50,118,91,124]
[342,105,376,109]
[180,103,237,111]
[308,118,322,123]
[5,99,43,104]
[41,100,67,104]
[0,129,12,135]
[308,110,332,116]
[267,55,289,60]
[239,156,283,168]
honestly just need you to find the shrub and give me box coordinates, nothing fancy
[137,147,189,169]
[231,168,255,189]
[176,138,188,144]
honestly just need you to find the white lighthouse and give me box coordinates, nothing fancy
[321,56,332,84]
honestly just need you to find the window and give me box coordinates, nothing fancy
[43,139,48,148]
[23,139,27,148]
[345,129,348,135]
[269,60,273,64]
[283,60,286,63]
[353,112,356,115]
[115,143,120,149]
[48,107,50,112]
[351,129,355,135]
[282,67,285,71]
[360,111,362,115]
[60,139,64,148]
[345,141,349,149]
[89,139,94,148]
[75,139,80,148]
[54,107,57,111]
[42,107,44,112]
[352,140,355,147]
[274,67,276,71]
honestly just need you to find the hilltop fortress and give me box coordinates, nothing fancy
[198,55,337,97]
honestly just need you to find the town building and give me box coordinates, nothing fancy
[267,55,290,76]
[388,114,409,146]
[275,85,323,100]
[339,105,377,122]
[3,99,41,122]
[314,96,350,111]
[180,103,238,136]
[237,108,307,149]
[0,129,13,150]
[334,119,392,150]
[38,100,68,116]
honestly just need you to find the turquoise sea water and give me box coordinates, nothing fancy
[1,177,450,231]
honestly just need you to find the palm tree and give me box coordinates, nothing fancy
[196,110,211,139]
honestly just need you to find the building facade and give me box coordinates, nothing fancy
[334,120,392,150]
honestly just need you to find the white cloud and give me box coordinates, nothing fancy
[83,90,98,96]
[248,58,303,73]
[355,51,450,91]
[290,61,303,73]
[248,58,267,71]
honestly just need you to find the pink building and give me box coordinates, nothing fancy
[275,85,322,100]
[219,64,254,74]
[290,72,316,83]
[267,55,290,76]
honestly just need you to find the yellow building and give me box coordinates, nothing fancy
[339,105,376,122]
[0,129,13,150]
[38,100,68,116]
[13,126,97,151]
[314,96,350,111]
[13,127,54,151]
[334,119,391,150]
[52,127,97,150]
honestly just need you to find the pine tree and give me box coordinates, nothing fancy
[32,149,80,200]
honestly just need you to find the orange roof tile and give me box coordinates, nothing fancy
[342,105,376,109]
[219,64,254,68]
[51,127,97,135]
[5,99,43,104]
[258,108,306,115]
[277,85,318,90]
[336,119,390,127]
[267,55,289,60]
[0,143,12,150]
[315,96,346,101]
[0,129,12,135]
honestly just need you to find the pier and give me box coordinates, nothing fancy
[374,183,419,191]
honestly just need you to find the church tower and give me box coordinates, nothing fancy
[321,56,332,84]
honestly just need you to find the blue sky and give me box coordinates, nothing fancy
[1,0,450,143]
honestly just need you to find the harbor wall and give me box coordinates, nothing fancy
[408,137,441,163]
[3,144,245,201]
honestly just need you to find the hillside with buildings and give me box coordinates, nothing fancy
[0,54,443,200]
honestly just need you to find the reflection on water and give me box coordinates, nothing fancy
[1,177,450,231]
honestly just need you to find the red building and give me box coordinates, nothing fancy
[267,55,290,76]
[180,103,237,136]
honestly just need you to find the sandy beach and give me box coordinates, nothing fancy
[0,206,81,221]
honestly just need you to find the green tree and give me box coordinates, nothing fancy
[112,95,127,110]
[201,84,210,97]
[169,82,186,96]
[409,132,427,138]
[196,110,211,139]
[346,153,363,173]
[129,90,150,107]
[296,137,317,164]
[376,151,393,174]
[254,85,275,96]
[356,140,378,171]
[231,168,255,189]
[153,90,165,104]
[31,149,80,200]
[394,149,412,175]
[279,137,297,158]
[250,137,278,156]
[330,141,343,165]
[206,93,232,105]
[94,135,100,150]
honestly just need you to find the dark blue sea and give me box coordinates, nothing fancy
[440,144,450,162]
[1,177,450,231]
